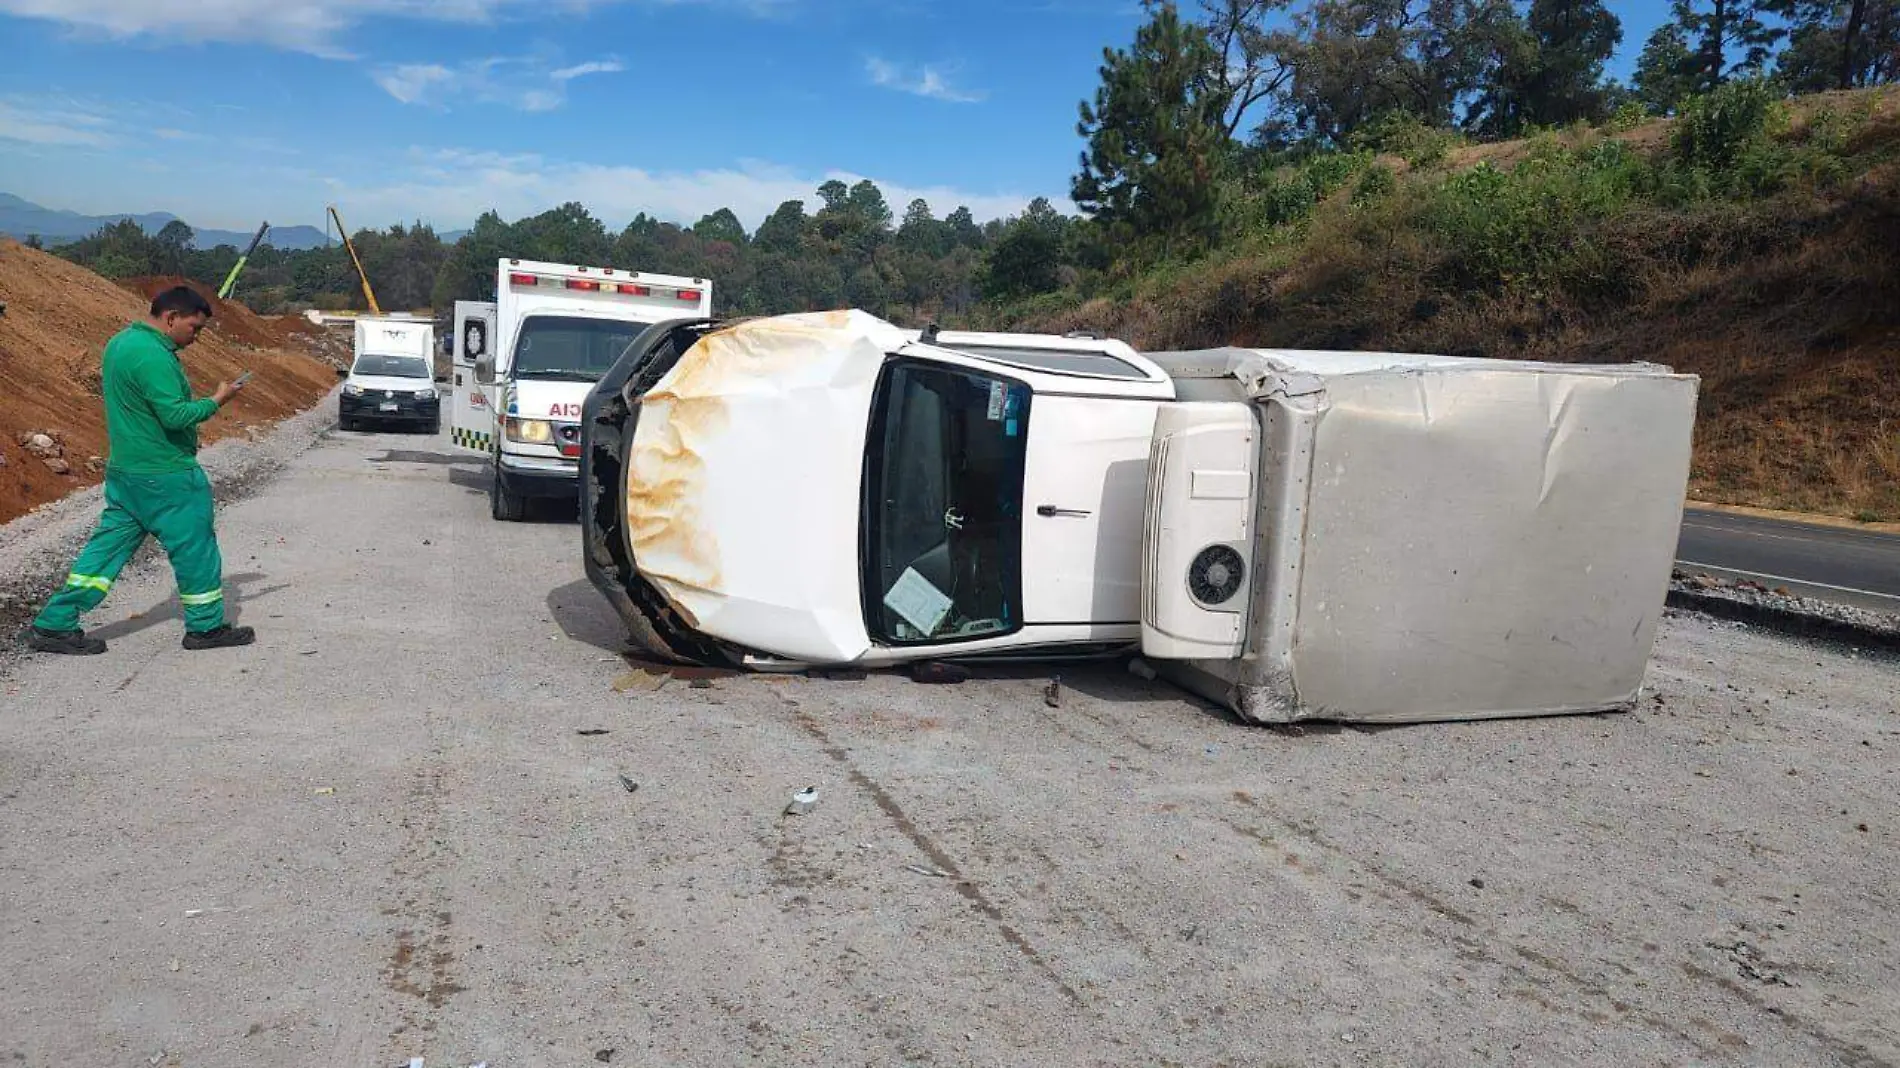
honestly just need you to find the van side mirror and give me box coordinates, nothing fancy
[475,355,496,385]
[335,365,348,378]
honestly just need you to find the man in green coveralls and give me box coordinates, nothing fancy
[23,286,257,655]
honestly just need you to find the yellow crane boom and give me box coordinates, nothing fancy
[326,204,382,316]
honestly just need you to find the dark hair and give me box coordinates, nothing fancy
[150,286,213,319]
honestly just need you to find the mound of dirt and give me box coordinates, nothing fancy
[0,240,339,524]
[119,275,289,349]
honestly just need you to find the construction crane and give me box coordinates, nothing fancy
[216,220,270,300]
[326,204,383,316]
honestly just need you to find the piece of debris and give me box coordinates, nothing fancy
[168,958,181,972]
[910,661,970,685]
[1859,823,1870,832]
[1690,573,1720,590]
[1469,878,1485,890]
[1128,658,1158,681]
[312,787,335,796]
[617,774,639,794]
[810,666,869,681]
[595,1049,616,1063]
[41,457,71,476]
[784,786,819,816]
[689,679,713,690]
[577,728,611,737]
[612,670,668,693]
[148,1052,166,1067]
[85,455,105,474]
[1713,940,1794,987]
[1043,677,1063,708]
[409,1058,425,1068]
[904,864,948,878]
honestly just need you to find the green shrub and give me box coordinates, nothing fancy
[1607,100,1650,133]
[1352,164,1397,205]
[1675,79,1785,169]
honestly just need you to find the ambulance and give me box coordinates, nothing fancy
[451,259,713,521]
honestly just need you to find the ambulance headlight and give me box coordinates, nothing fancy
[505,418,553,444]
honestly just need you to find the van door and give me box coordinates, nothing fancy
[1018,395,1162,626]
[451,301,498,453]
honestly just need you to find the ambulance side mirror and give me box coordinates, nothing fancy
[475,355,495,385]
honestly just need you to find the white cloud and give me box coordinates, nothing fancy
[373,63,456,105]
[0,0,775,57]
[550,60,625,82]
[327,146,1053,232]
[372,53,622,111]
[865,57,984,104]
[0,98,116,147]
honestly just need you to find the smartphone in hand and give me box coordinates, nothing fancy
[234,371,254,387]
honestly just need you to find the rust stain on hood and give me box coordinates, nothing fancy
[624,310,887,628]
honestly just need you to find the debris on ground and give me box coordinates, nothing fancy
[1044,677,1063,708]
[1713,939,1794,987]
[1128,658,1159,681]
[577,728,611,736]
[595,1049,616,1063]
[784,786,819,816]
[617,775,639,793]
[904,864,949,878]
[910,661,971,685]
[612,670,668,694]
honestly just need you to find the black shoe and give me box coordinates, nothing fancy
[25,626,107,655]
[183,625,255,650]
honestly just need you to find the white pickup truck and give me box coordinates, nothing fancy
[581,310,1698,724]
[451,258,713,520]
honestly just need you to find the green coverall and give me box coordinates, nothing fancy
[34,322,229,634]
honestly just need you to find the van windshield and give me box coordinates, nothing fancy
[513,316,647,381]
[353,354,430,378]
[861,361,1031,645]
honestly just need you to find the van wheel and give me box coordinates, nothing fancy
[339,416,356,432]
[491,464,527,522]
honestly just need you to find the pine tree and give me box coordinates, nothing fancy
[1073,0,1234,255]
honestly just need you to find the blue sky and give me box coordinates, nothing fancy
[0,0,1676,234]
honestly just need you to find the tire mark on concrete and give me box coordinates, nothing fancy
[1681,961,1896,1068]
[1222,790,1743,1059]
[380,754,467,1046]
[789,708,1086,1008]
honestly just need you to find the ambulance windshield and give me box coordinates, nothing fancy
[513,316,648,381]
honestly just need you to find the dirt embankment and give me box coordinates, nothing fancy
[0,241,341,524]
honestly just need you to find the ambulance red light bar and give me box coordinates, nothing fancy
[615,284,651,296]
[565,279,601,291]
[677,289,702,302]
[508,272,538,286]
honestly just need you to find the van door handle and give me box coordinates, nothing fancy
[1037,505,1092,518]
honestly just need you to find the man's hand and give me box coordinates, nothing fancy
[211,380,244,407]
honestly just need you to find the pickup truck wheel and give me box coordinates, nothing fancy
[491,463,528,522]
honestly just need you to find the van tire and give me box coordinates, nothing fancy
[491,464,527,522]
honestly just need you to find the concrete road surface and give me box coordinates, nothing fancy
[2,426,1897,1068]
[1679,508,1900,613]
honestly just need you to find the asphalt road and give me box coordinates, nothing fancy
[1678,508,1900,612]
[2,424,1896,1067]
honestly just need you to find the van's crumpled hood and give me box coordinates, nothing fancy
[625,310,906,663]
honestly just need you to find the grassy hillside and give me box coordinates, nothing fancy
[987,87,1900,522]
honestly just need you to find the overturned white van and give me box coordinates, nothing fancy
[580,312,1699,725]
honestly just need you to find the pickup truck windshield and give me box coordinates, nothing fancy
[513,316,648,380]
[863,362,1030,645]
[353,354,430,378]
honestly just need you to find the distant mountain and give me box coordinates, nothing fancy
[1,194,328,251]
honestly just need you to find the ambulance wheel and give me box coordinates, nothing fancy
[491,464,527,522]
